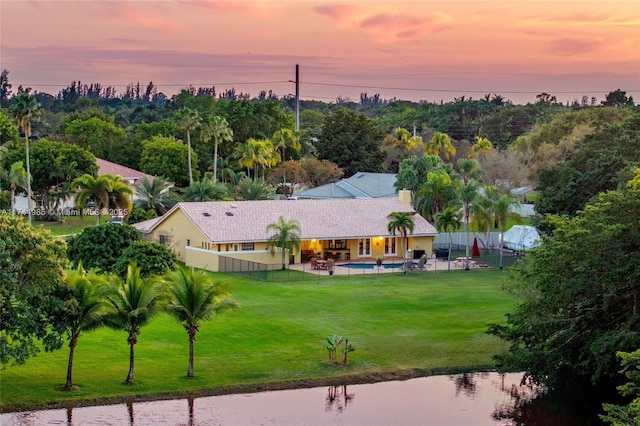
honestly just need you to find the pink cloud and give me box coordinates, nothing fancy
[546,38,602,56]
[314,4,451,44]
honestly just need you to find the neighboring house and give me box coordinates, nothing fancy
[133,190,437,272]
[14,158,154,213]
[95,158,155,193]
[293,172,397,199]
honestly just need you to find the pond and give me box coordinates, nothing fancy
[1,372,604,425]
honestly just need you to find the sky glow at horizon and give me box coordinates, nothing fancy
[1,0,639,105]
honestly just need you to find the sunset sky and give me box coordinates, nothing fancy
[2,0,639,105]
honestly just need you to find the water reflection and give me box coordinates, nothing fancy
[325,385,355,413]
[1,372,601,425]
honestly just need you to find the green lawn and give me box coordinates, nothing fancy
[0,270,516,411]
[37,215,98,237]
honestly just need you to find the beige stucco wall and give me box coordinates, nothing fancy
[143,209,204,262]
[186,247,289,272]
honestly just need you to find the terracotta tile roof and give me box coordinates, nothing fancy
[96,158,154,185]
[140,198,437,243]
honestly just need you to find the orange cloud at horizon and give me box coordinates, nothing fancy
[1,0,638,105]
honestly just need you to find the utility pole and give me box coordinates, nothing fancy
[295,64,300,132]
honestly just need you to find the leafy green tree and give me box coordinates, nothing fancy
[163,265,238,378]
[140,136,197,188]
[64,117,128,164]
[133,175,180,215]
[0,109,19,144]
[601,89,635,107]
[4,161,27,215]
[67,223,141,273]
[61,264,108,390]
[387,212,415,260]
[9,93,40,223]
[395,154,453,208]
[535,113,640,217]
[488,186,640,393]
[184,173,229,201]
[266,216,302,269]
[1,139,97,215]
[435,207,462,271]
[201,115,234,183]
[105,263,163,384]
[601,349,640,426]
[317,108,385,177]
[114,241,177,279]
[0,214,70,366]
[174,107,202,185]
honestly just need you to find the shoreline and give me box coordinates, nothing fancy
[1,366,502,413]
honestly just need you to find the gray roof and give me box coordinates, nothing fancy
[135,198,437,243]
[294,172,397,199]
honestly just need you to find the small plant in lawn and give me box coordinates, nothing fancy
[325,334,355,365]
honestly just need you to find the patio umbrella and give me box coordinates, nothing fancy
[471,237,481,258]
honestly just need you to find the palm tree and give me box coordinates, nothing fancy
[62,263,108,390]
[424,131,456,160]
[435,207,462,271]
[494,194,522,269]
[201,115,233,183]
[184,173,228,201]
[272,128,301,161]
[266,216,302,270]
[456,158,484,186]
[174,107,202,185]
[457,182,479,270]
[387,212,415,261]
[468,136,494,160]
[472,185,502,252]
[72,174,111,226]
[106,174,134,216]
[6,161,27,215]
[134,176,180,216]
[163,265,238,378]
[9,93,40,224]
[105,263,163,385]
[236,177,272,200]
[415,170,456,221]
[72,174,133,225]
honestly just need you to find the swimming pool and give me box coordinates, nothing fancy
[339,262,409,269]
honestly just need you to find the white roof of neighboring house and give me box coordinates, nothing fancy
[294,172,397,199]
[96,158,154,186]
[134,198,437,243]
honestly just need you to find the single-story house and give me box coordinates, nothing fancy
[293,172,397,199]
[133,190,437,272]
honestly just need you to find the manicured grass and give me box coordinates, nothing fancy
[37,215,98,237]
[0,270,515,411]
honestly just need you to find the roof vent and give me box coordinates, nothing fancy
[225,211,234,216]
[203,212,211,217]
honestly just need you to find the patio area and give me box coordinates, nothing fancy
[288,257,481,276]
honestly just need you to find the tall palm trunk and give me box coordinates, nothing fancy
[95,209,100,226]
[187,328,196,378]
[213,139,219,183]
[187,131,193,185]
[25,133,32,224]
[65,336,78,389]
[126,333,136,384]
